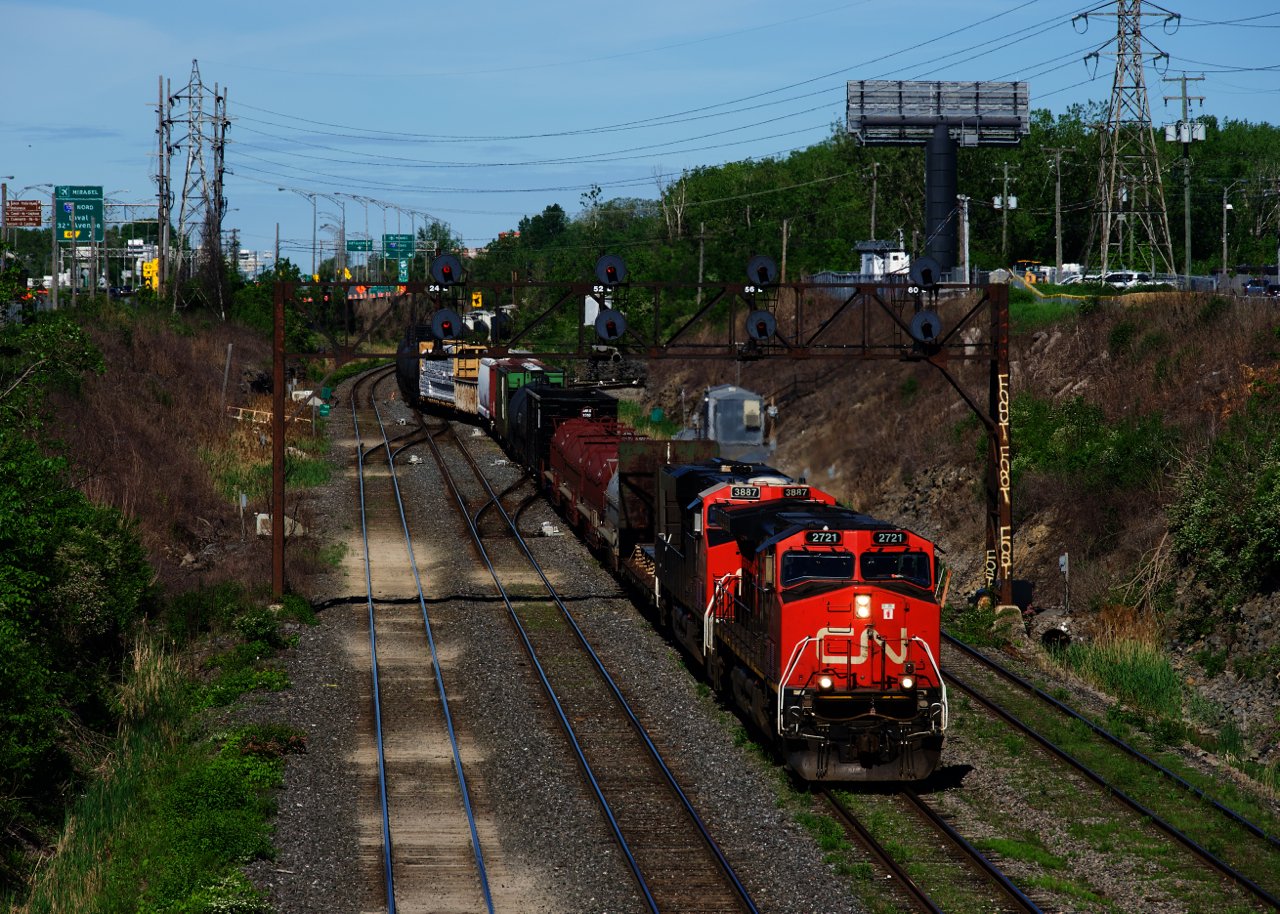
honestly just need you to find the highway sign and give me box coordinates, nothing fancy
[398,259,409,282]
[55,185,104,241]
[5,200,43,227]
[319,404,331,418]
[382,233,414,256]
[346,239,373,252]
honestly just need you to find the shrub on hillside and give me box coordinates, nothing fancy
[1170,373,1280,607]
[1008,392,1177,492]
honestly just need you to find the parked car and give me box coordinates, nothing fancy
[1266,284,1280,298]
[1243,278,1270,296]
[1103,271,1141,288]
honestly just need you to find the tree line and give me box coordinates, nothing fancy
[463,105,1280,286]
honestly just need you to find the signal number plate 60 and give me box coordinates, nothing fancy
[873,531,907,545]
[805,530,841,544]
[730,485,760,500]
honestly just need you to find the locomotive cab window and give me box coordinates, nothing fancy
[860,551,931,589]
[781,551,854,587]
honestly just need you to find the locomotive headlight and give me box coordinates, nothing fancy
[818,676,834,692]
[855,594,872,618]
[900,675,915,691]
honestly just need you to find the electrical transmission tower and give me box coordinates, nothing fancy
[1076,1,1178,278]
[164,60,230,310]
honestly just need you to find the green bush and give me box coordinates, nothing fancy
[1007,392,1176,492]
[1170,374,1280,604]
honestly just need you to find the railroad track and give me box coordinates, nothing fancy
[940,634,1280,911]
[350,368,494,914]
[821,788,1042,914]
[421,414,759,914]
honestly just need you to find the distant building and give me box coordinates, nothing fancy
[856,240,909,278]
[462,247,487,259]
[237,250,270,278]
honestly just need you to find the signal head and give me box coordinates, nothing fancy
[431,308,463,340]
[431,253,464,287]
[745,255,778,286]
[745,309,777,341]
[908,256,943,290]
[909,310,942,344]
[595,254,628,286]
[594,309,627,342]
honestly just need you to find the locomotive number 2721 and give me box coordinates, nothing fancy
[872,531,907,545]
[805,530,841,544]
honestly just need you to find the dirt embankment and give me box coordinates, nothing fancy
[46,308,329,594]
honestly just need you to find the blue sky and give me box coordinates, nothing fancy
[1,1,1276,266]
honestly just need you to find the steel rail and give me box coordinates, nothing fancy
[369,397,496,914]
[944,668,1280,911]
[435,418,761,914]
[418,418,664,914]
[942,633,1280,852]
[898,789,1043,914]
[349,366,400,914]
[820,791,944,914]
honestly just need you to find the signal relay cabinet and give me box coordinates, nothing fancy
[700,385,767,459]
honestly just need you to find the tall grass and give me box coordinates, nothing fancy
[1056,639,1184,719]
[18,638,187,914]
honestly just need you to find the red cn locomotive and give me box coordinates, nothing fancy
[654,460,947,781]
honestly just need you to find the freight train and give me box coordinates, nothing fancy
[394,273,948,781]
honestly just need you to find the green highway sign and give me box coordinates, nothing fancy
[346,239,373,252]
[55,185,104,242]
[382,233,414,256]
[398,259,409,282]
[319,404,331,418]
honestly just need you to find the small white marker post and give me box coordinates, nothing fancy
[240,489,248,541]
[1059,553,1070,612]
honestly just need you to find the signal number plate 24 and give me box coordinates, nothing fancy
[805,530,841,544]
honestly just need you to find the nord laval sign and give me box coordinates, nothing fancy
[55,185,104,241]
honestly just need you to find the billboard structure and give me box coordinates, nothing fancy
[847,81,1030,274]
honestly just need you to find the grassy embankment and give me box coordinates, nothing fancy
[15,587,316,914]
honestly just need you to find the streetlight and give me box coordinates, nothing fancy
[314,192,345,277]
[279,187,317,275]
[1208,178,1248,290]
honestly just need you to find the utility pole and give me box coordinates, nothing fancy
[780,218,789,283]
[695,222,710,306]
[866,161,881,238]
[1162,72,1205,283]
[1042,146,1075,278]
[956,195,970,282]
[1211,178,1248,289]
[994,161,1018,263]
[274,222,279,273]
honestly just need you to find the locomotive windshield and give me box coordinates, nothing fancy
[860,551,931,588]
[781,551,854,587]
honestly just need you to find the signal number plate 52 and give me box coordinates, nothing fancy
[805,530,841,544]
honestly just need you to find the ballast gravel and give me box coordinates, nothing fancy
[237,383,866,913]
